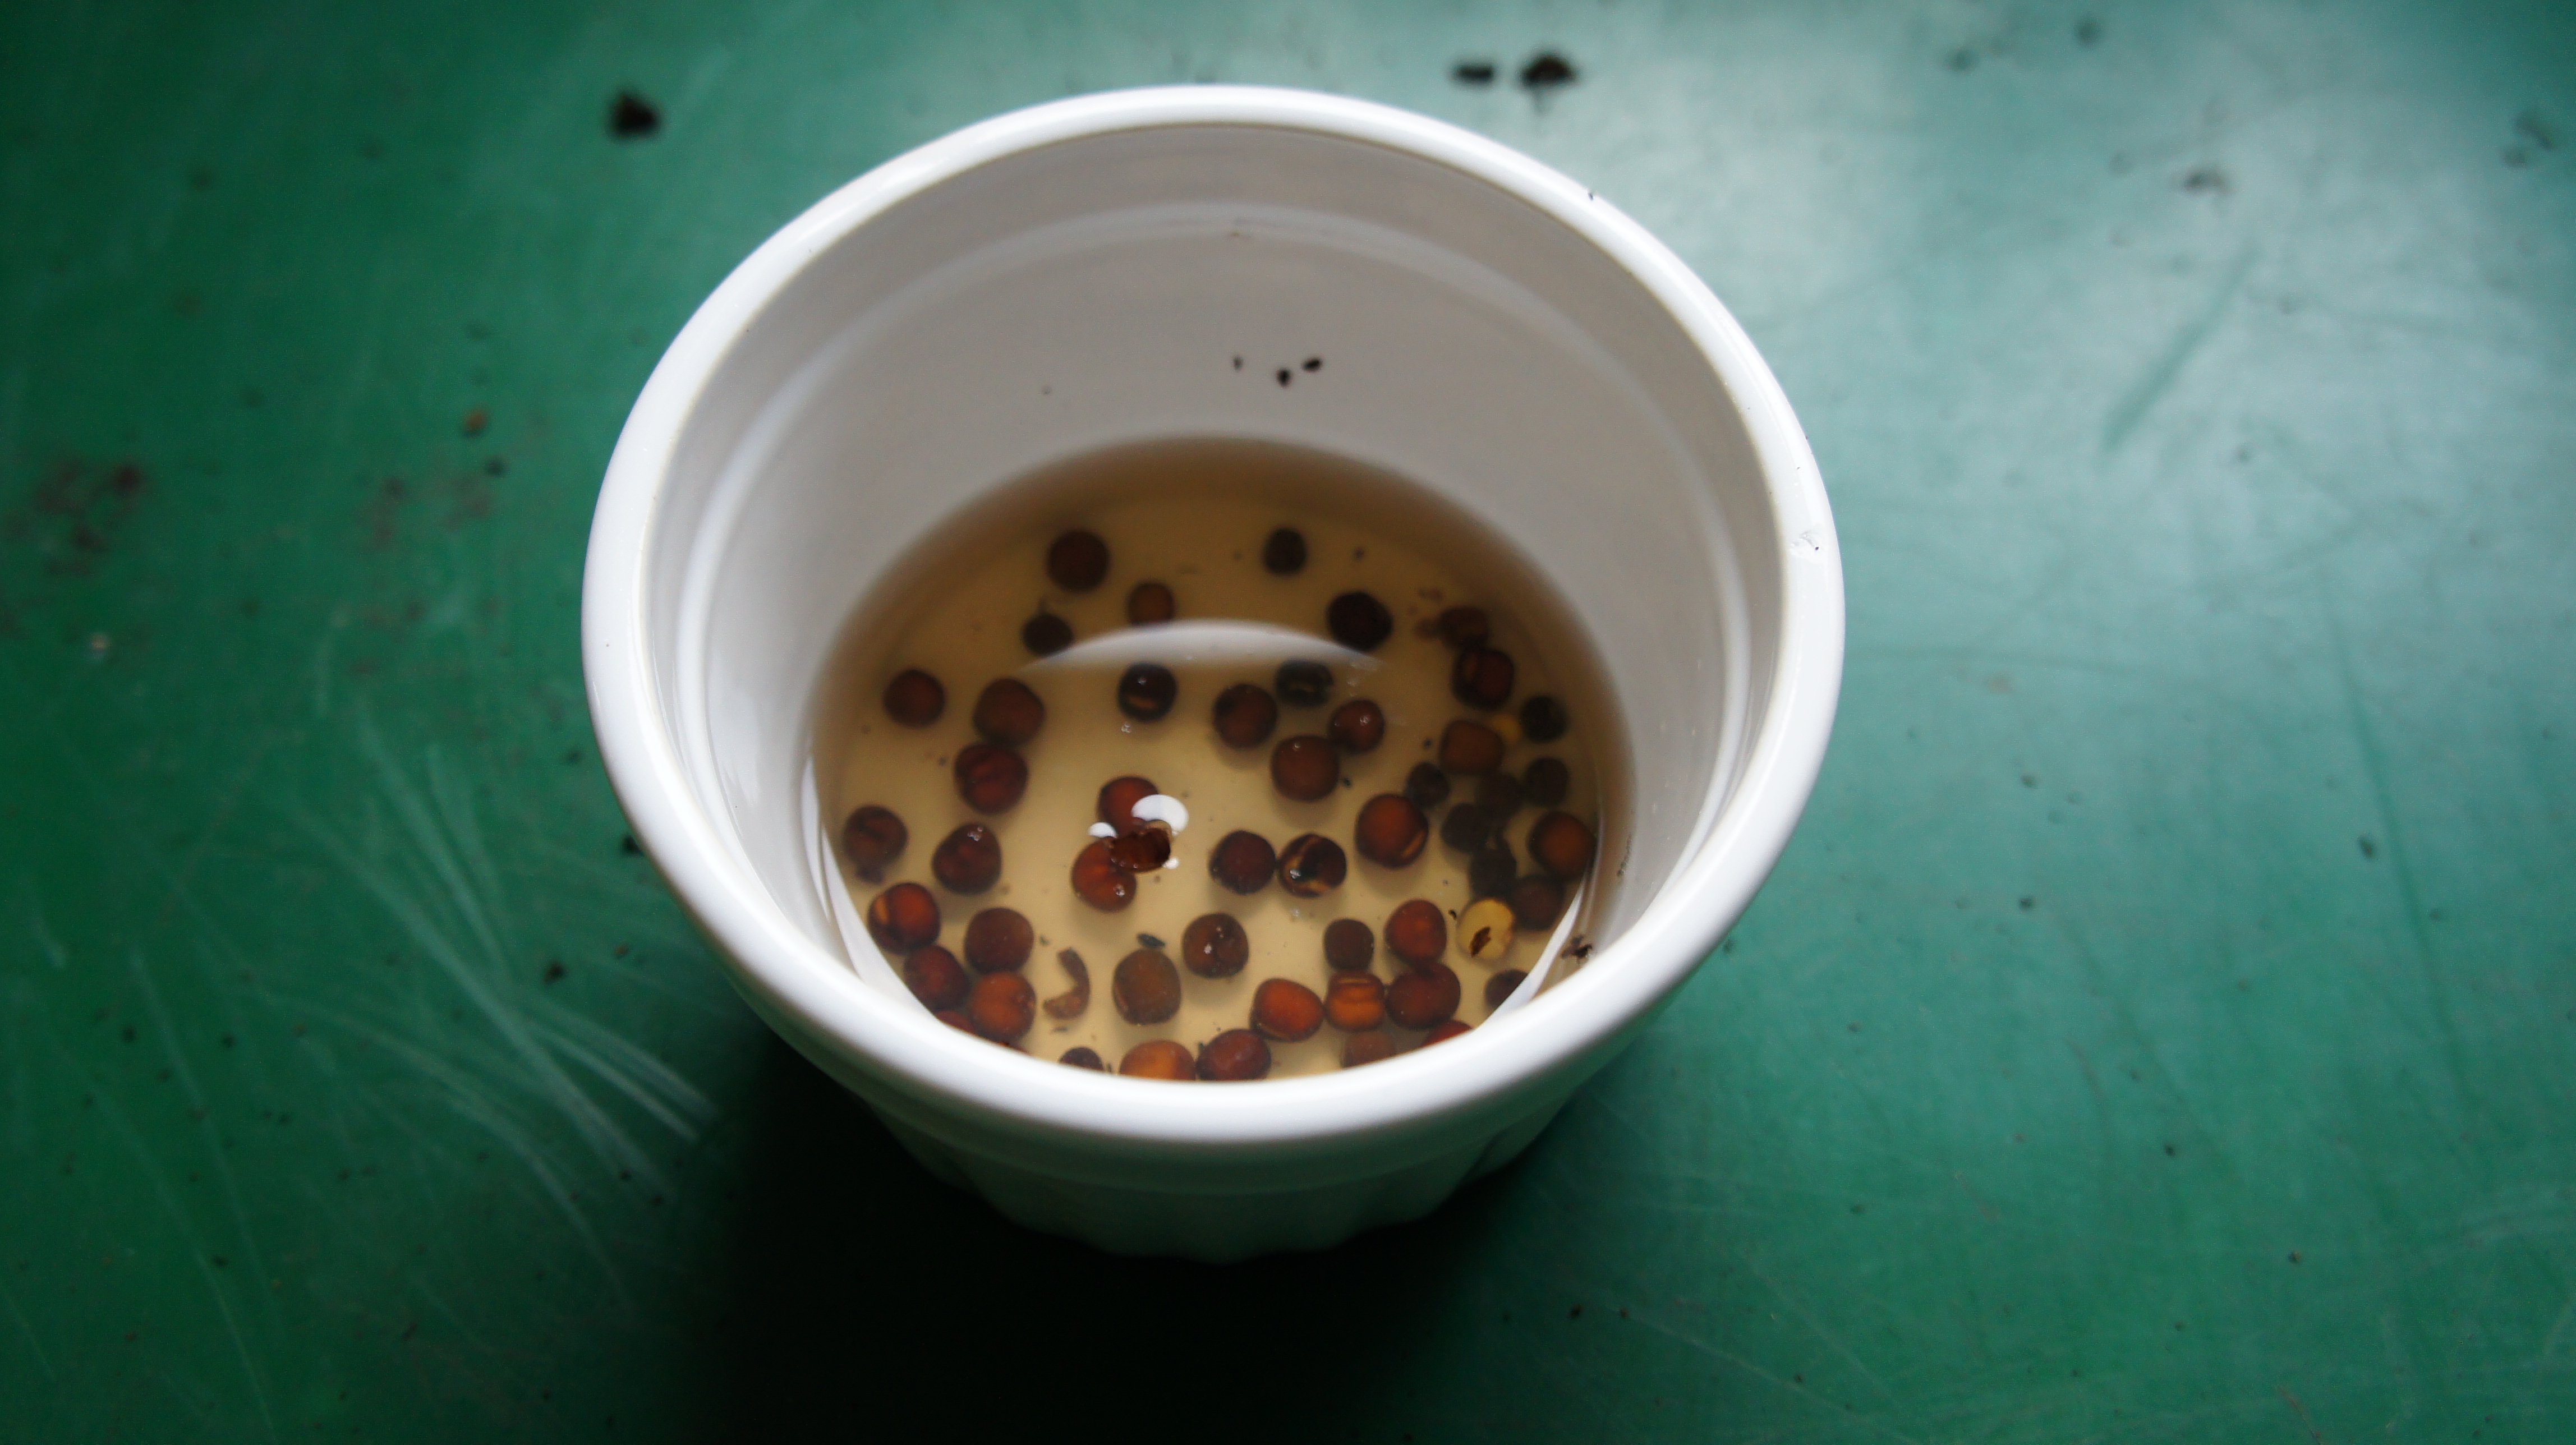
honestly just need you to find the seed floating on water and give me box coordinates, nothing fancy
[1353,794,1429,867]
[1435,606,1489,650]
[1197,1029,1273,1081]
[1439,803,1495,853]
[1475,770,1523,818]
[1324,973,1385,1032]
[1451,646,1516,710]
[1112,949,1183,1024]
[1274,660,1333,707]
[1519,694,1569,743]
[1070,839,1139,911]
[1528,811,1598,880]
[1423,1019,1471,1046]
[1120,1039,1196,1080]
[953,743,1028,813]
[968,971,1036,1042]
[1094,775,1159,832]
[1485,969,1528,1010]
[1438,720,1505,775]
[963,907,1034,972]
[882,669,945,727]
[1323,918,1376,972]
[1060,1046,1106,1070]
[1251,978,1326,1041]
[1521,756,1570,808]
[931,823,1004,894]
[840,804,907,882]
[935,1008,975,1036]
[1271,736,1340,801]
[1384,899,1448,967]
[1262,527,1308,575]
[901,946,969,1011]
[1180,912,1250,978]
[1046,529,1111,592]
[866,882,941,953]
[1104,827,1171,872]
[1468,843,1516,899]
[1328,698,1386,753]
[1386,961,1462,1029]
[1043,947,1091,1019]
[1404,762,1452,811]
[1127,581,1176,625]
[973,678,1047,745]
[1276,833,1347,897]
[1326,591,1394,652]
[1207,830,1276,894]
[1020,612,1073,657]
[1212,683,1280,748]
[1342,1029,1396,1067]
[1457,898,1516,963]
[1117,662,1178,721]
[1508,875,1566,929]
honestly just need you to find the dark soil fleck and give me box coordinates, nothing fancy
[1519,52,1577,92]
[1453,60,1496,85]
[609,90,661,139]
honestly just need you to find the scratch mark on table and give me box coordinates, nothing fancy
[0,1269,53,1382]
[2100,245,2257,454]
[1627,1313,1931,1445]
[1741,1253,1899,1402]
[2274,1383,2324,1442]
[128,950,282,1340]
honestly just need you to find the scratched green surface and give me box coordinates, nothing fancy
[4,0,2573,1439]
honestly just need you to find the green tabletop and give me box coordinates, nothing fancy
[6,1,2572,1439]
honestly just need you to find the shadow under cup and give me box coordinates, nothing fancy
[588,91,1838,1260]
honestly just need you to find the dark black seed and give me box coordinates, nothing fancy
[1441,804,1494,852]
[1476,771,1524,818]
[1022,612,1073,656]
[1276,368,1292,387]
[1303,357,1322,372]
[1276,659,1332,707]
[1522,757,1571,808]
[1519,694,1570,742]
[1262,527,1308,575]
[1404,762,1452,812]
[1117,662,1178,721]
[1046,530,1111,592]
[1060,1047,1106,1070]
[1453,59,1497,85]
[1469,844,1516,900]
[1519,52,1577,91]
[1326,591,1393,652]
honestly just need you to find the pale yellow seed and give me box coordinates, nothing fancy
[1457,898,1517,964]
[1489,713,1524,748]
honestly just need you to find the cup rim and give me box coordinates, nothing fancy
[582,84,1843,1155]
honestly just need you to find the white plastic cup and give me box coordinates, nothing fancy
[583,86,1842,1261]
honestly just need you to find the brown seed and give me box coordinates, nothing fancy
[1117,662,1177,721]
[1126,581,1176,625]
[1273,660,1333,707]
[1020,612,1072,657]
[1105,827,1171,872]
[840,804,907,882]
[1060,1046,1106,1070]
[1436,606,1491,650]
[1276,833,1347,897]
[1423,1019,1471,1046]
[1528,811,1598,880]
[1522,756,1571,808]
[1323,918,1376,972]
[900,946,969,1011]
[1508,876,1566,929]
[1270,735,1340,801]
[1070,839,1138,912]
[1451,646,1516,710]
[1404,761,1451,811]
[1438,720,1505,775]
[1207,830,1276,895]
[1352,794,1429,867]
[1180,913,1250,978]
[1196,1029,1272,1082]
[882,668,945,727]
[1457,898,1516,963]
[1119,1039,1196,1080]
[1250,978,1326,1041]
[1327,698,1386,753]
[1476,770,1523,818]
[1440,803,1496,853]
[1112,949,1183,1024]
[953,743,1028,813]
[1326,591,1393,652]
[931,823,1004,895]
[1261,527,1307,574]
[1043,948,1091,1019]
[1212,683,1279,748]
[1384,899,1448,967]
[1324,973,1385,1032]
[972,678,1046,746]
[1046,529,1110,591]
[1342,1029,1396,1067]
[967,971,1036,1042]
[1097,775,1161,831]
[962,908,1034,972]
[1386,961,1461,1029]
[933,1008,975,1036]
[864,882,940,953]
[1519,694,1570,742]
[1485,969,1528,1010]
[1469,843,1516,899]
